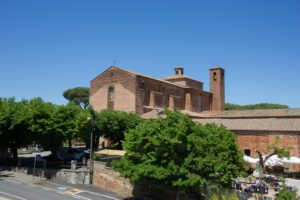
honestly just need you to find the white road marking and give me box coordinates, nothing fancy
[77,191,120,200]
[3,179,22,184]
[0,191,27,200]
[34,181,120,200]
[43,181,68,187]
[72,190,83,195]
[73,195,92,200]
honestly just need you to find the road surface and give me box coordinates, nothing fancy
[0,177,121,200]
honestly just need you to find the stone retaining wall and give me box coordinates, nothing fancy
[92,161,133,197]
[5,166,90,185]
[57,169,90,184]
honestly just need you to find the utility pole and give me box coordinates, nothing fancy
[87,117,94,184]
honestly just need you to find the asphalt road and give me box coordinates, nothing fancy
[0,178,121,200]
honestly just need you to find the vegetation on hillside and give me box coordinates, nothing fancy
[225,103,289,110]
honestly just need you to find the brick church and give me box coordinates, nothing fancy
[90,66,300,170]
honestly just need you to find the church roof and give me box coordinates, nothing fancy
[186,109,300,118]
[141,108,164,119]
[142,108,300,131]
[193,118,300,131]
[91,66,190,88]
[162,74,204,84]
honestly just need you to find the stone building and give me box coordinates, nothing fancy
[90,66,300,170]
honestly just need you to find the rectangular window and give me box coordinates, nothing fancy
[108,86,115,102]
[244,149,251,156]
[163,95,167,107]
[140,81,145,89]
[140,90,145,105]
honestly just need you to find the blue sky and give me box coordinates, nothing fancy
[0,0,299,107]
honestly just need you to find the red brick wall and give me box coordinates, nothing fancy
[200,91,212,111]
[209,68,225,111]
[90,67,137,113]
[236,130,300,157]
[166,77,203,90]
[136,76,185,113]
[90,67,214,115]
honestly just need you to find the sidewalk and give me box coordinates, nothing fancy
[0,168,45,183]
[0,167,124,199]
[45,179,124,199]
[286,178,300,195]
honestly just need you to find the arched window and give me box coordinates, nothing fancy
[213,72,217,81]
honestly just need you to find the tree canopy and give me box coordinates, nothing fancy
[63,87,90,109]
[225,103,289,110]
[0,97,143,163]
[0,97,94,162]
[94,109,142,149]
[113,110,244,194]
[0,98,32,163]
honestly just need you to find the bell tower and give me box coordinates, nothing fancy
[210,67,225,111]
[174,66,184,75]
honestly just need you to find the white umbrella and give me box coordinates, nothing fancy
[263,155,283,166]
[243,155,259,164]
[282,156,300,164]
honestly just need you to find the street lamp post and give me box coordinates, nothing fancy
[87,117,94,184]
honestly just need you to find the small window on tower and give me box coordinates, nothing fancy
[176,70,179,75]
[213,72,217,81]
[182,69,184,75]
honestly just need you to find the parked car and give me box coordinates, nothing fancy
[53,147,85,162]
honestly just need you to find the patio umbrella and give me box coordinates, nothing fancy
[263,155,283,166]
[282,156,300,164]
[243,155,259,164]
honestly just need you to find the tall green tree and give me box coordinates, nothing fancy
[256,136,290,188]
[95,109,142,149]
[28,98,64,150]
[52,103,83,147]
[77,107,94,148]
[0,97,93,162]
[63,87,90,109]
[113,110,244,197]
[256,136,290,174]
[0,98,32,163]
